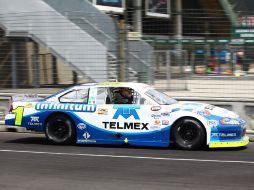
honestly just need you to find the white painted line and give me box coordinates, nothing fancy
[0,149,254,164]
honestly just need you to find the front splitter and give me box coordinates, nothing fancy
[209,136,249,148]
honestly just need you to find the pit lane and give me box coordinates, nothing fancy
[0,132,253,190]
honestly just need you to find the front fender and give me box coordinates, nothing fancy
[170,111,211,145]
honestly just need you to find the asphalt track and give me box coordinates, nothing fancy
[0,132,254,190]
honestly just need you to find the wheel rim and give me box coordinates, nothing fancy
[178,122,199,144]
[47,118,71,142]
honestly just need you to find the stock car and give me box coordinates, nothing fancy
[5,82,249,150]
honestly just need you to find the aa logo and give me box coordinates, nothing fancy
[113,105,140,120]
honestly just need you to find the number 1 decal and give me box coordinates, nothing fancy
[12,107,24,126]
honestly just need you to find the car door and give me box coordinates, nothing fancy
[81,86,169,146]
[75,86,114,144]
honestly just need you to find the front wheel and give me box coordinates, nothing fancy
[45,114,75,145]
[172,118,206,150]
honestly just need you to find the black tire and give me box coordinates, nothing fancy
[172,118,206,150]
[45,114,75,145]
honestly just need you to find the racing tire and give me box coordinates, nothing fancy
[172,118,206,150]
[45,114,75,145]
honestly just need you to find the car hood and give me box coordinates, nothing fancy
[174,101,239,119]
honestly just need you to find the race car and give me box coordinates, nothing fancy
[5,82,249,150]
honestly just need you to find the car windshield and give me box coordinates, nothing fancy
[145,89,177,105]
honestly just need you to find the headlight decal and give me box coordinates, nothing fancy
[219,117,241,125]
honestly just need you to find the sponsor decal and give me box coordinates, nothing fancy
[207,120,218,128]
[88,88,97,104]
[113,105,140,120]
[196,110,211,116]
[154,119,161,126]
[83,132,91,139]
[102,122,149,130]
[77,123,86,130]
[150,125,160,130]
[31,116,39,122]
[151,106,161,111]
[162,120,169,125]
[220,118,240,125]
[104,106,150,131]
[97,108,108,115]
[28,116,42,126]
[124,138,128,143]
[171,108,180,112]
[161,112,170,117]
[87,99,95,105]
[182,108,193,112]
[35,103,96,112]
[151,113,161,119]
[77,139,96,143]
[211,133,237,137]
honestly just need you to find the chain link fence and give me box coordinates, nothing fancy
[0,1,254,100]
[0,10,153,88]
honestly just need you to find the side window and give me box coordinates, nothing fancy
[59,88,89,103]
[107,87,146,105]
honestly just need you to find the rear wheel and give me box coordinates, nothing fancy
[172,118,205,150]
[45,114,75,145]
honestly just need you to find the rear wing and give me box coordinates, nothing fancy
[11,94,44,102]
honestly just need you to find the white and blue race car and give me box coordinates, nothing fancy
[5,82,249,150]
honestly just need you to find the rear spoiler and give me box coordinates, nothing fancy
[11,94,44,102]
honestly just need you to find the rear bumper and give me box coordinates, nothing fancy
[209,136,249,148]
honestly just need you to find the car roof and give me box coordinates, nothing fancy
[80,82,151,89]
[45,82,153,100]
[45,82,158,102]
[73,82,153,95]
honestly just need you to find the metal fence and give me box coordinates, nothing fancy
[0,4,254,100]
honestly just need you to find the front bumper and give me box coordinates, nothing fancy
[209,136,249,148]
